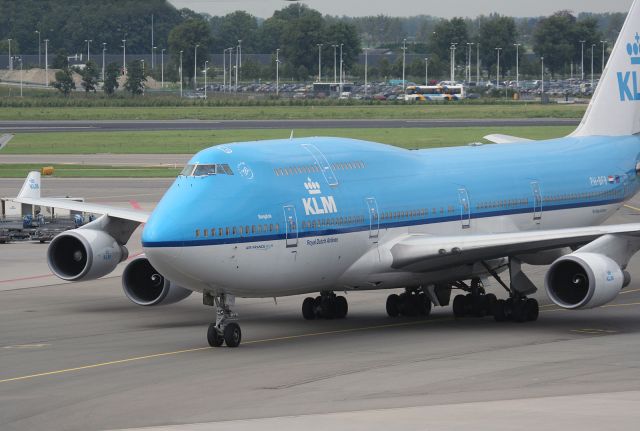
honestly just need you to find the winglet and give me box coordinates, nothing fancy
[0,134,14,150]
[18,171,41,199]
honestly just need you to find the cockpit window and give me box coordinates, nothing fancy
[180,164,234,177]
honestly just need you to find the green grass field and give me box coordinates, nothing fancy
[0,126,574,155]
[0,164,180,178]
[0,104,587,121]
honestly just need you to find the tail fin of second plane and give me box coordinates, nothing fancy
[17,171,41,200]
[572,0,640,137]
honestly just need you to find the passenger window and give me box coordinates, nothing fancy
[226,227,230,236]
[275,224,279,232]
[195,229,200,238]
[232,227,237,235]
[212,228,216,237]
[203,229,208,237]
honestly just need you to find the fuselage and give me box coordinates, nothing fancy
[141,135,640,297]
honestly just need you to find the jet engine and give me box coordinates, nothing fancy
[48,229,128,281]
[122,256,192,306]
[545,252,630,309]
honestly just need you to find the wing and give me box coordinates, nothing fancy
[390,224,640,272]
[9,172,149,245]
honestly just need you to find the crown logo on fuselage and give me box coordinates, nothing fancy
[304,178,321,195]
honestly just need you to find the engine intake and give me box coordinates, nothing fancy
[48,229,127,281]
[122,256,192,306]
[545,252,629,309]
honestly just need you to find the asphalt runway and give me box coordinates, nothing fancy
[0,118,580,133]
[1,179,640,430]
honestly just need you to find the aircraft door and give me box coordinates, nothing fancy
[458,188,471,229]
[301,143,339,187]
[366,197,380,239]
[531,181,542,222]
[283,205,298,247]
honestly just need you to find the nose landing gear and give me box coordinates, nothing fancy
[205,293,241,348]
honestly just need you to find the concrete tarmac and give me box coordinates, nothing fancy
[1,179,640,430]
[0,118,580,133]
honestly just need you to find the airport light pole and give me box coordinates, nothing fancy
[44,39,49,86]
[601,40,607,76]
[317,43,322,82]
[235,44,239,92]
[495,47,502,89]
[141,59,145,76]
[19,57,23,96]
[85,39,92,62]
[364,47,369,96]
[276,48,280,96]
[580,40,586,81]
[476,42,480,84]
[450,43,458,83]
[102,43,106,82]
[204,60,208,99]
[591,44,595,88]
[35,30,41,67]
[339,43,344,93]
[402,38,407,91]
[228,47,233,93]
[223,48,227,92]
[7,38,12,71]
[238,39,242,68]
[179,50,183,98]
[151,14,154,69]
[332,44,337,83]
[541,56,544,94]
[122,39,126,74]
[161,48,165,88]
[467,42,474,83]
[425,57,429,85]
[152,46,156,70]
[514,43,521,88]
[194,44,199,90]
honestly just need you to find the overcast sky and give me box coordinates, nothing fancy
[169,0,633,18]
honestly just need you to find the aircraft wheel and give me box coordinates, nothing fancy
[386,294,400,317]
[453,295,466,318]
[223,322,242,348]
[335,296,348,319]
[525,298,539,321]
[302,297,316,320]
[207,323,224,347]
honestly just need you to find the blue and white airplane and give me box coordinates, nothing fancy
[12,1,640,347]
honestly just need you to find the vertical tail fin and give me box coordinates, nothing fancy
[572,0,640,137]
[18,171,41,199]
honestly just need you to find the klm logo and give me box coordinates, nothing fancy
[302,178,338,215]
[617,33,640,101]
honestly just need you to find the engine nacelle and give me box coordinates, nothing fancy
[122,256,192,306]
[48,229,128,281]
[545,252,630,309]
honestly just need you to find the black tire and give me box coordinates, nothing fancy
[313,296,322,318]
[512,300,527,323]
[525,298,539,321]
[452,295,466,318]
[401,295,420,317]
[302,297,315,320]
[207,323,224,347]
[485,293,497,316]
[493,299,507,322]
[335,296,348,319]
[386,294,400,317]
[223,322,242,348]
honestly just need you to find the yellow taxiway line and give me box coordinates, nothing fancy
[0,317,450,385]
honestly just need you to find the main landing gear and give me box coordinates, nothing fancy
[205,293,242,348]
[302,291,348,320]
[452,260,539,323]
[386,288,432,317]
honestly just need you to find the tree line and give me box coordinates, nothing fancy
[0,0,624,83]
